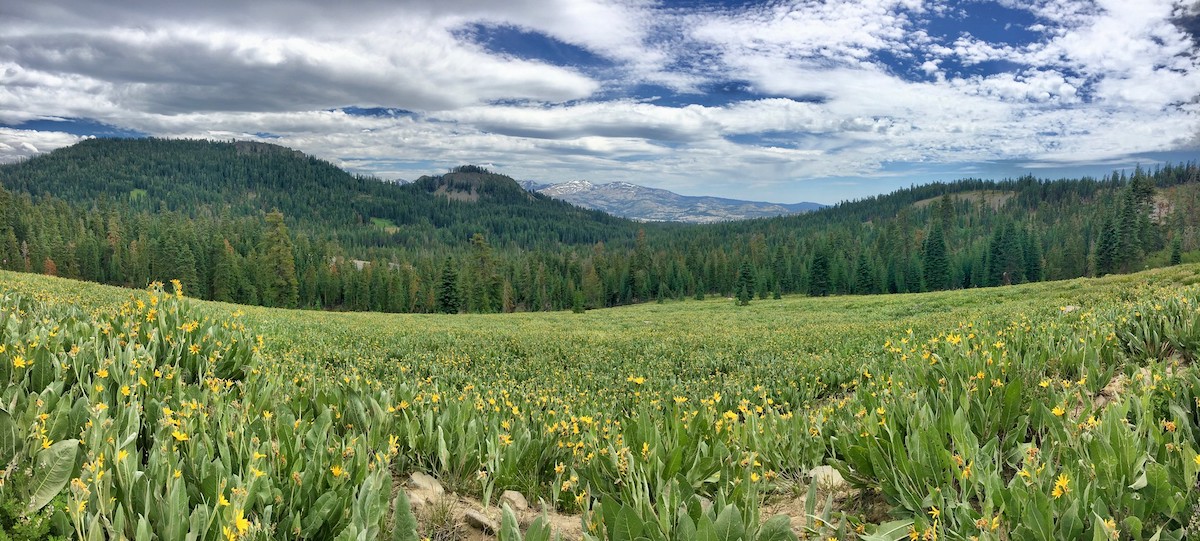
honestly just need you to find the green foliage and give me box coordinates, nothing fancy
[391,489,420,541]
[572,290,586,313]
[735,262,755,306]
[4,265,1200,539]
[436,258,461,314]
[808,247,830,297]
[262,209,299,307]
[922,219,949,291]
[0,472,70,541]
[0,139,1195,316]
[26,440,78,514]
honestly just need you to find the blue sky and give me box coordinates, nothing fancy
[1,0,1198,204]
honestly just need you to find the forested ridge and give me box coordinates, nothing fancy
[0,137,1195,313]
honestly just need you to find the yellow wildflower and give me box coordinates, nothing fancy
[1052,473,1070,499]
[234,509,250,534]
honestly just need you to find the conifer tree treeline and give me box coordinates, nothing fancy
[0,138,1196,313]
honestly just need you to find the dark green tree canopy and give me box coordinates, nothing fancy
[0,138,1194,313]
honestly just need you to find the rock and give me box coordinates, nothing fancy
[1061,305,1080,314]
[809,465,846,490]
[499,490,529,512]
[406,472,445,510]
[1094,374,1127,409]
[464,509,498,534]
[407,472,444,495]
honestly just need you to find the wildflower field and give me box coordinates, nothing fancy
[4,265,1200,540]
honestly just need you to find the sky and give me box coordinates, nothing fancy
[1,0,1198,204]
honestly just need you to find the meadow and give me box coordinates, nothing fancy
[3,265,1200,540]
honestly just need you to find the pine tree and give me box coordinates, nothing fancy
[905,253,924,292]
[735,261,755,305]
[632,229,651,301]
[1023,228,1043,282]
[262,210,299,307]
[162,236,199,293]
[572,289,586,313]
[468,233,500,312]
[0,229,18,271]
[808,249,831,297]
[1171,236,1183,265]
[987,222,1025,285]
[1114,190,1141,272]
[922,219,950,291]
[211,239,238,303]
[1094,214,1118,276]
[855,252,876,294]
[772,246,790,292]
[937,193,955,232]
[436,258,461,314]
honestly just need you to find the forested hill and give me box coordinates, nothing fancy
[0,138,637,249]
[0,137,1196,314]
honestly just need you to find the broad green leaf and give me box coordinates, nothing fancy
[675,511,696,540]
[437,427,449,473]
[0,410,17,466]
[27,438,78,513]
[1092,514,1112,541]
[303,492,340,538]
[755,515,796,541]
[612,506,645,541]
[858,520,913,541]
[525,515,552,541]
[500,503,523,541]
[392,490,419,541]
[1122,516,1143,539]
[712,504,746,541]
[136,515,153,541]
[696,513,719,541]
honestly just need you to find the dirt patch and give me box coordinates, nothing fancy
[394,468,584,540]
[913,191,1014,211]
[434,185,481,203]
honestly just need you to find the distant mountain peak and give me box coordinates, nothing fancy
[525,179,825,223]
[541,180,595,196]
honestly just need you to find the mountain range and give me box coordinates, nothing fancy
[518,179,825,223]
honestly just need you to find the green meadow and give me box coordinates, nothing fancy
[3,265,1200,540]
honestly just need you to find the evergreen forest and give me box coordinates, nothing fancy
[0,138,1195,313]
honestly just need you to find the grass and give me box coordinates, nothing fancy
[371,216,401,234]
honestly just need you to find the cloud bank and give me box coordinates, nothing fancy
[1,0,1197,202]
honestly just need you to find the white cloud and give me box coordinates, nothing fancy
[0,0,1196,202]
[0,128,85,162]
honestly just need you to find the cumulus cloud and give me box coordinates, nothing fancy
[0,0,1197,202]
[0,128,85,162]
